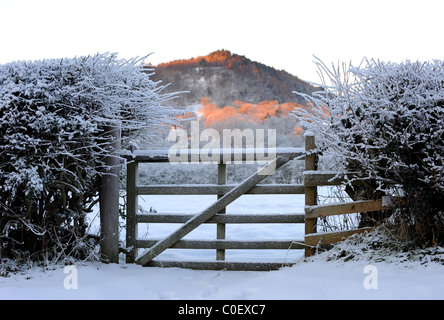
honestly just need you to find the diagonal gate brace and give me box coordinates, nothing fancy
[136,155,295,266]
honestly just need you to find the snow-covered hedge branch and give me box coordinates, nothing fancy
[293,58,444,246]
[0,53,178,261]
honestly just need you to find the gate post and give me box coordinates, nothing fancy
[216,163,227,260]
[126,160,139,263]
[99,125,121,263]
[304,131,318,257]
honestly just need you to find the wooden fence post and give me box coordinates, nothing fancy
[304,131,318,257]
[99,125,121,263]
[216,163,227,260]
[125,160,138,263]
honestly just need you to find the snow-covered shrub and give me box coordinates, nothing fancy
[294,58,444,246]
[0,53,177,261]
[307,227,444,265]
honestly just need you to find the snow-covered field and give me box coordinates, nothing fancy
[1,253,443,300]
[1,194,444,300]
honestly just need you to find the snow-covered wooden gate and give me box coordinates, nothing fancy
[123,147,307,271]
[119,134,391,270]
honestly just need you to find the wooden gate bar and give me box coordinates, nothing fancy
[136,213,305,224]
[136,239,305,250]
[136,184,305,195]
[305,200,389,219]
[304,227,373,246]
[144,261,292,271]
[136,155,294,266]
[304,172,363,186]
[123,148,304,163]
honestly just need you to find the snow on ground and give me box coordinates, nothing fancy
[1,193,443,300]
[1,257,443,300]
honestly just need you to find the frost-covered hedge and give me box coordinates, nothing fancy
[294,58,444,246]
[0,53,176,262]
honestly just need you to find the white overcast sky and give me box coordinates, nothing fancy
[0,0,443,83]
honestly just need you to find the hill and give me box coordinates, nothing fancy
[151,49,320,108]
